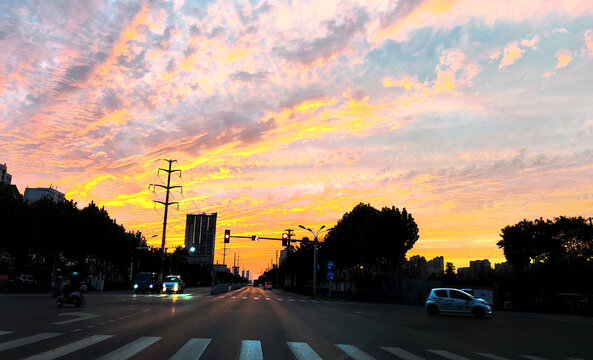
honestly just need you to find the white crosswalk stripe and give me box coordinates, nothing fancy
[381,346,426,360]
[336,344,377,360]
[22,334,113,360]
[0,332,62,352]
[427,350,471,360]
[240,340,263,360]
[476,353,511,360]
[96,336,161,360]
[287,342,323,360]
[170,338,211,360]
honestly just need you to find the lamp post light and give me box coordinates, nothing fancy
[298,224,328,297]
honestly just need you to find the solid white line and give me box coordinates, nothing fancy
[476,353,511,360]
[381,347,426,360]
[169,338,211,360]
[240,340,263,360]
[0,333,63,351]
[336,344,377,360]
[287,342,323,360]
[427,350,471,360]
[22,334,113,360]
[96,336,161,360]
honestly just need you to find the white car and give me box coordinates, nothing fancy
[425,288,492,317]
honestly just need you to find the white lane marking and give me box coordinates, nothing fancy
[287,342,323,360]
[277,298,283,301]
[96,336,161,360]
[254,297,260,300]
[519,357,548,360]
[0,333,63,352]
[336,344,377,360]
[427,350,471,360]
[381,347,426,360]
[169,338,211,360]
[288,299,295,302]
[354,312,377,317]
[309,300,319,303]
[22,334,113,360]
[242,297,248,300]
[231,296,236,299]
[265,298,271,300]
[476,353,511,360]
[52,312,99,325]
[0,331,13,336]
[299,300,307,302]
[240,340,263,360]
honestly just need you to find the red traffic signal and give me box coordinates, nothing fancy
[251,235,259,241]
[282,232,288,246]
[224,230,231,243]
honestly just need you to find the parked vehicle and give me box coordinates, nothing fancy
[134,272,158,294]
[162,275,185,294]
[19,274,34,284]
[425,288,492,317]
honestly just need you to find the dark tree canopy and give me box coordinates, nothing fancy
[321,203,419,273]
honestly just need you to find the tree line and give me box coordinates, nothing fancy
[0,184,144,284]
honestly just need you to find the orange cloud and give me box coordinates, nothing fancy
[555,49,573,68]
[520,36,539,49]
[499,42,524,69]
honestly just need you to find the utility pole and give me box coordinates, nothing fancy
[150,159,182,281]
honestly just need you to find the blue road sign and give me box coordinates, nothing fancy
[326,271,335,281]
[326,260,335,270]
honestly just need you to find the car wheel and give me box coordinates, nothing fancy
[472,307,485,317]
[427,304,439,315]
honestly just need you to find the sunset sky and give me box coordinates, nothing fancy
[2,0,593,278]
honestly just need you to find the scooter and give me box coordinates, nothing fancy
[57,284,87,308]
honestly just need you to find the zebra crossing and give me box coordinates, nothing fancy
[0,330,585,360]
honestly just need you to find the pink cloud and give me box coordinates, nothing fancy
[520,36,539,49]
[585,30,593,55]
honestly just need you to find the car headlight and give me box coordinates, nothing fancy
[149,284,153,288]
[163,284,166,290]
[134,284,138,289]
[173,284,178,291]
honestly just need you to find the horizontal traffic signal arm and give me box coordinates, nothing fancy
[225,235,305,242]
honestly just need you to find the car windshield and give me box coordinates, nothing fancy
[164,277,179,282]
[136,274,154,281]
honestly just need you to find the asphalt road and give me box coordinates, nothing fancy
[1,285,592,359]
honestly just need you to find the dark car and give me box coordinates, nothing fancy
[134,272,158,294]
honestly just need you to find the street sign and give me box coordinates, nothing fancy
[326,260,335,270]
[326,270,335,281]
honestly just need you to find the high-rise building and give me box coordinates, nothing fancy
[246,270,250,281]
[24,186,65,204]
[408,255,427,279]
[1,164,12,185]
[426,256,444,277]
[469,259,491,278]
[184,213,217,265]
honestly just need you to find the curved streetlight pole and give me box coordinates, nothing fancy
[299,224,327,296]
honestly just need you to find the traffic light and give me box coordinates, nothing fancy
[251,235,259,241]
[282,232,288,246]
[224,230,231,243]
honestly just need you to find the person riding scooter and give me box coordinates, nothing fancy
[57,272,86,307]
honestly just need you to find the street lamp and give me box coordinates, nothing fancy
[298,224,328,296]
